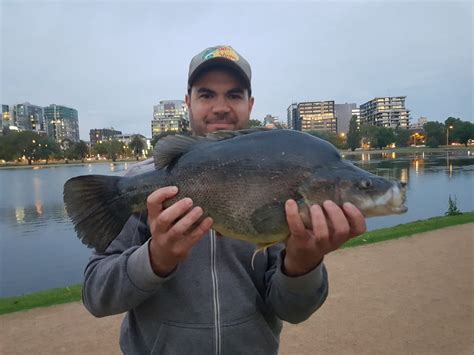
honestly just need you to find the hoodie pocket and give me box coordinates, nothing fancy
[221,312,279,355]
[151,322,213,355]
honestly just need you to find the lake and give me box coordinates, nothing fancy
[1,151,473,297]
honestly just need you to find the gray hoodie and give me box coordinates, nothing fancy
[82,215,328,354]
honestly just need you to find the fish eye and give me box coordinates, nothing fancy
[359,179,372,189]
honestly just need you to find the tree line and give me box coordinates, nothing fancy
[345,116,473,151]
[0,129,147,164]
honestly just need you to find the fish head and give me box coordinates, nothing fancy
[300,162,408,217]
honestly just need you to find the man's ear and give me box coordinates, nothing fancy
[185,93,191,108]
[248,96,255,114]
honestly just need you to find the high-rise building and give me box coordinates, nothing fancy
[89,128,122,146]
[151,100,189,137]
[286,103,299,130]
[44,104,80,142]
[359,96,410,129]
[297,101,337,132]
[351,108,361,128]
[12,102,45,132]
[335,103,357,134]
[410,116,428,130]
[2,105,11,130]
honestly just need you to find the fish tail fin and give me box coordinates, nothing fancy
[251,241,279,270]
[63,175,132,252]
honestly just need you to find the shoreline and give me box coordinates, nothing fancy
[1,212,473,315]
[1,146,472,169]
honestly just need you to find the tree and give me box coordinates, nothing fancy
[91,142,108,157]
[373,127,395,149]
[129,134,146,160]
[104,140,125,162]
[452,121,474,146]
[444,117,462,129]
[394,128,411,148]
[423,121,445,148]
[359,124,378,148]
[306,130,346,149]
[0,131,60,164]
[346,116,360,151]
[65,140,89,162]
[0,132,19,161]
[248,119,262,127]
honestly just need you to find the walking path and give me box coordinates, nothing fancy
[1,224,473,354]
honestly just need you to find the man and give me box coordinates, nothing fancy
[83,45,366,354]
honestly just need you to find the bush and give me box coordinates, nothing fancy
[445,195,462,216]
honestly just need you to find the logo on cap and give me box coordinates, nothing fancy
[202,46,240,62]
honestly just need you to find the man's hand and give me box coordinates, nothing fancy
[283,199,366,277]
[147,186,213,277]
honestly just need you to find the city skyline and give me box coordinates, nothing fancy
[2,1,472,140]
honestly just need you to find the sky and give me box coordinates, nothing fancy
[1,0,472,140]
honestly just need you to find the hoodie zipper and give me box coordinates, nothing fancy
[210,230,221,355]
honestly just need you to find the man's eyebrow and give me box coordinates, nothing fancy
[196,88,215,94]
[227,88,245,94]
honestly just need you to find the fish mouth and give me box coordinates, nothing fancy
[361,182,408,217]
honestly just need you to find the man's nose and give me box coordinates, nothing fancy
[212,96,231,114]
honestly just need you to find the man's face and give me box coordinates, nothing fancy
[185,68,254,136]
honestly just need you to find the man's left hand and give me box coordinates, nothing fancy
[283,199,366,277]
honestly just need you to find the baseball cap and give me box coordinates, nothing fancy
[188,45,252,92]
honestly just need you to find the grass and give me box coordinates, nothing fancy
[344,212,474,248]
[1,212,473,316]
[0,284,82,315]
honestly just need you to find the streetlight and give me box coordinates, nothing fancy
[446,125,454,146]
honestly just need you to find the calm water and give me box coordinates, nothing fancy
[1,152,473,297]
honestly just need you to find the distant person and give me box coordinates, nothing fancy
[82,45,367,354]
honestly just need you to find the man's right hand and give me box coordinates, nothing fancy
[147,186,213,277]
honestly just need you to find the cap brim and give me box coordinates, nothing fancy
[188,57,251,90]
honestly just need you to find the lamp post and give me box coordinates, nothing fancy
[446,125,453,146]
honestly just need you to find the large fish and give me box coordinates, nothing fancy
[64,129,407,252]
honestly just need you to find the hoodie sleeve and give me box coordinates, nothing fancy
[264,247,328,324]
[82,215,176,317]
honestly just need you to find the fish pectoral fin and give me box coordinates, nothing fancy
[250,201,287,235]
[251,241,280,270]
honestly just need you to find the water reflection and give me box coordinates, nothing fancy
[400,168,408,184]
[2,203,68,230]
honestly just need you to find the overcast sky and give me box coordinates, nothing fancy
[1,0,472,140]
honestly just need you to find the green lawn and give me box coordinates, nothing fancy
[0,284,82,315]
[344,212,473,248]
[1,212,473,316]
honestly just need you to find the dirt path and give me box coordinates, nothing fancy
[1,224,473,354]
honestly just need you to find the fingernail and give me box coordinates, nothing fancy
[323,200,334,207]
[184,197,193,205]
[170,186,178,193]
[310,204,321,212]
[343,202,355,209]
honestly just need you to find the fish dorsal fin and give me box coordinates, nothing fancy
[205,127,271,141]
[153,128,271,169]
[154,135,205,169]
